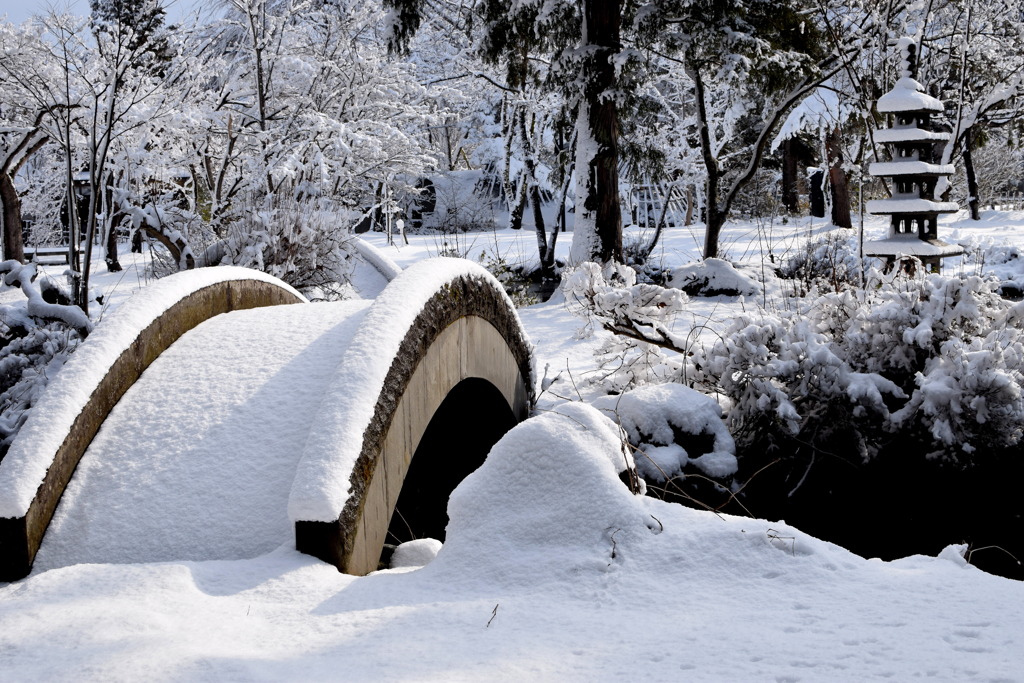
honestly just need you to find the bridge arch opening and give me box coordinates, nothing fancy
[385,377,517,555]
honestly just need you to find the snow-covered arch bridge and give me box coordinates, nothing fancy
[0,259,532,581]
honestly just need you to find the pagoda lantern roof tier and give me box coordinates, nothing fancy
[877,77,945,113]
[867,198,960,215]
[863,234,963,258]
[869,160,955,177]
[874,127,950,144]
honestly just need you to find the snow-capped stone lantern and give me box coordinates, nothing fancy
[863,38,963,273]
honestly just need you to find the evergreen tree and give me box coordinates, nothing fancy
[636,0,850,259]
[387,0,625,264]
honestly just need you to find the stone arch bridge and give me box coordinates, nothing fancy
[0,259,532,581]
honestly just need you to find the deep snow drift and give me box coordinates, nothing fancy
[3,213,1024,680]
[2,403,1022,681]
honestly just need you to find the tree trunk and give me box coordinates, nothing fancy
[101,175,122,272]
[520,113,552,275]
[781,139,800,213]
[105,220,122,271]
[568,0,623,264]
[1,130,48,263]
[688,59,723,259]
[963,130,981,220]
[509,178,528,231]
[704,206,726,260]
[826,128,852,229]
[0,173,25,262]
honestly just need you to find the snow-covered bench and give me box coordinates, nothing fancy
[24,246,83,265]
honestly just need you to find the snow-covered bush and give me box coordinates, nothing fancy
[960,241,1024,300]
[777,231,861,295]
[0,263,90,460]
[477,250,537,307]
[218,197,358,299]
[565,261,689,340]
[563,262,688,392]
[621,232,669,283]
[693,273,1024,462]
[0,322,79,460]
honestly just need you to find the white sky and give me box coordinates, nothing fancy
[0,0,209,26]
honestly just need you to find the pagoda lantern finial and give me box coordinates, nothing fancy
[897,37,917,80]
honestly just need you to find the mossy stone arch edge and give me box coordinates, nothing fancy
[294,274,533,574]
[0,278,304,582]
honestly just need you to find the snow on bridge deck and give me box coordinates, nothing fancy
[35,301,371,570]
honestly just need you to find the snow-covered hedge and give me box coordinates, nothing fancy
[694,274,1024,461]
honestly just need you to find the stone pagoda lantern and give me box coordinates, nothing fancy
[863,38,963,273]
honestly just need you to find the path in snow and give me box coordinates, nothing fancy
[35,301,371,571]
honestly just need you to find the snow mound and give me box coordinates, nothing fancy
[390,539,442,569]
[429,401,856,591]
[434,402,652,585]
[592,384,736,481]
[667,258,760,297]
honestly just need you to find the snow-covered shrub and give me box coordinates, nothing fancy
[564,262,689,392]
[477,250,537,307]
[565,261,689,337]
[592,384,736,487]
[777,231,861,295]
[667,258,761,297]
[218,197,358,299]
[0,322,79,460]
[622,232,669,283]
[0,263,90,460]
[694,273,1024,462]
[961,242,1024,300]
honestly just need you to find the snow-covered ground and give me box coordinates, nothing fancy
[3,211,1024,681]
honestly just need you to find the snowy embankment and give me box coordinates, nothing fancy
[2,403,1022,680]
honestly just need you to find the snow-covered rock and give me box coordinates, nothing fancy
[667,258,760,298]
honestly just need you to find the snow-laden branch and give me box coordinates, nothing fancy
[0,261,92,336]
